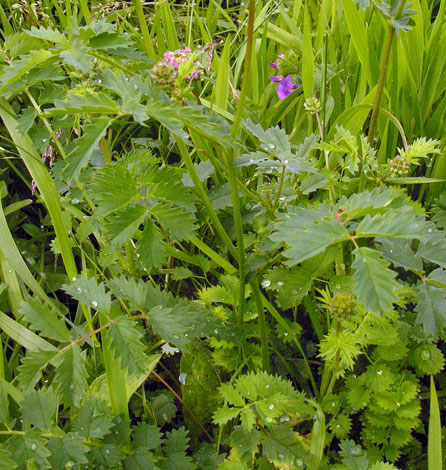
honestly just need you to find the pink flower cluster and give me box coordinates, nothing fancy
[151,47,203,92]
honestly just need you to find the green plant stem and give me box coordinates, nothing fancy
[368,0,407,145]
[175,138,238,260]
[132,0,157,60]
[250,280,270,372]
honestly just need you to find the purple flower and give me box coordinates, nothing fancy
[270,74,299,100]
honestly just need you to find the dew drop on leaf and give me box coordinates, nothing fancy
[262,280,271,288]
[377,370,383,375]
[421,350,431,360]
[179,373,187,385]
[269,404,274,409]
[31,443,37,451]
[91,301,98,308]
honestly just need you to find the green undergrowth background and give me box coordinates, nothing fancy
[0,0,445,468]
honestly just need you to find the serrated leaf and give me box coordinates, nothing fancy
[161,428,195,470]
[17,350,57,391]
[338,188,396,219]
[272,218,350,265]
[72,397,114,438]
[63,276,111,313]
[182,160,215,187]
[89,163,140,217]
[356,211,425,240]
[213,406,241,425]
[54,345,89,408]
[106,204,147,246]
[19,297,71,342]
[132,423,163,450]
[107,315,148,375]
[0,447,18,469]
[0,49,53,93]
[6,429,51,469]
[339,440,369,470]
[124,449,161,470]
[49,92,121,115]
[262,424,308,467]
[60,41,93,73]
[151,204,196,240]
[414,282,446,339]
[352,247,399,315]
[137,219,168,271]
[63,117,112,180]
[47,434,89,469]
[376,238,423,271]
[27,26,70,46]
[21,388,59,429]
[417,238,446,269]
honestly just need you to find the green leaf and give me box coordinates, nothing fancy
[47,434,89,469]
[17,350,57,391]
[414,282,446,339]
[132,423,163,450]
[418,238,446,269]
[148,306,193,351]
[27,26,70,46]
[60,40,93,73]
[230,426,261,461]
[6,429,51,469]
[21,388,59,429]
[213,406,241,425]
[88,163,140,217]
[339,440,369,470]
[352,247,399,315]
[124,449,161,470]
[338,188,396,219]
[106,315,148,375]
[54,345,89,408]
[0,447,18,469]
[63,276,111,313]
[49,92,121,115]
[63,117,112,180]
[72,397,114,439]
[0,49,53,93]
[376,238,423,272]
[356,211,425,240]
[19,297,71,342]
[161,428,195,470]
[151,204,196,240]
[428,376,442,470]
[106,205,147,246]
[262,424,308,467]
[272,217,350,265]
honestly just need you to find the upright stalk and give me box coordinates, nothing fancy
[133,0,157,60]
[226,0,256,323]
[368,0,407,145]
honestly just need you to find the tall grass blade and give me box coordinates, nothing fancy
[428,375,442,470]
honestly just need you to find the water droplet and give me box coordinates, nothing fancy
[335,284,340,289]
[248,159,255,164]
[428,228,433,233]
[96,79,102,84]
[262,279,271,288]
[284,159,289,164]
[279,196,286,201]
[284,332,288,337]
[71,198,80,204]
[269,143,275,149]
[297,460,304,467]
[336,424,340,428]
[363,258,366,263]
[421,350,431,360]
[377,370,383,375]
[105,449,110,454]
[214,329,219,335]
[70,383,75,390]
[351,446,362,456]
[280,415,290,422]
[92,300,98,308]
[71,276,76,281]
[278,453,284,460]
[31,443,37,450]
[266,384,270,389]
[277,281,283,286]
[172,334,180,339]
[76,287,82,293]
[396,402,400,407]
[179,373,187,385]
[42,138,47,142]
[269,404,274,409]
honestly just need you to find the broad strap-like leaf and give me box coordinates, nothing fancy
[352,247,399,315]
[54,345,89,408]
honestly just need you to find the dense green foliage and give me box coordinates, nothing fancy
[0,0,446,468]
